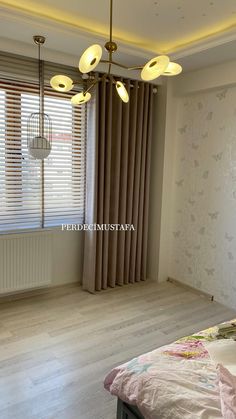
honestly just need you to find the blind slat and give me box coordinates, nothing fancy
[0,58,86,232]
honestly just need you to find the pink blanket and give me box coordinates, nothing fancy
[104,323,235,419]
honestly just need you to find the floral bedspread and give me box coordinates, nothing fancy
[104,322,235,419]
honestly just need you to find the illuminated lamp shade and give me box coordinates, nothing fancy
[115,81,129,103]
[141,55,169,81]
[29,136,51,160]
[79,44,103,73]
[50,75,73,92]
[163,62,182,76]
[71,92,91,105]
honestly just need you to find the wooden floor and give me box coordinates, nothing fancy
[0,280,235,419]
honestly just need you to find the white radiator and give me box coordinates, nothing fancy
[0,231,52,294]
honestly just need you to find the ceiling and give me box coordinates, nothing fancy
[1,0,236,75]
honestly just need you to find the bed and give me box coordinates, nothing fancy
[104,320,236,419]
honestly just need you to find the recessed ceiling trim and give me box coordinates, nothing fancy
[171,26,236,60]
[1,2,236,67]
[0,3,162,58]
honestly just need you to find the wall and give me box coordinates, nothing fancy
[157,59,236,309]
[51,230,84,285]
[147,85,166,281]
[147,80,178,282]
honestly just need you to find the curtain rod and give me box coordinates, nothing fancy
[96,73,158,93]
[80,73,158,93]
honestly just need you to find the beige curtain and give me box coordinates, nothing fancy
[82,77,154,293]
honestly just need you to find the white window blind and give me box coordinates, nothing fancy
[0,52,86,233]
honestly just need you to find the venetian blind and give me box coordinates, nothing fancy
[0,51,86,232]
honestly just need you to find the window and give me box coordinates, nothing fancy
[0,79,86,232]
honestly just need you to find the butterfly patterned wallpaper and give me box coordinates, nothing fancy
[170,86,236,309]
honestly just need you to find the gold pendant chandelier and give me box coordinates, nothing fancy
[50,0,182,104]
[28,36,52,160]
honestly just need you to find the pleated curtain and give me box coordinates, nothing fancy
[82,76,154,293]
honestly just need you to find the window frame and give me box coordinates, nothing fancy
[0,79,86,234]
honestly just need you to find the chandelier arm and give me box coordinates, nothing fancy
[100,59,112,65]
[112,61,142,70]
[101,59,128,70]
[127,65,144,70]
[71,80,84,86]
[100,59,144,71]
[84,79,99,95]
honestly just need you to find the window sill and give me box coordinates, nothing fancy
[0,226,73,236]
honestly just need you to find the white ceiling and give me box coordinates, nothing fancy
[1,0,236,75]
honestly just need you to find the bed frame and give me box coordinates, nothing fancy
[117,398,145,419]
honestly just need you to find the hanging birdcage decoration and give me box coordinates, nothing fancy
[27,35,52,160]
[27,112,52,159]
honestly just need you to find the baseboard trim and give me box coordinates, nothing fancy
[167,277,214,301]
[0,281,81,303]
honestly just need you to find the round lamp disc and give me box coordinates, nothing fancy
[79,44,103,73]
[50,75,73,92]
[71,92,91,105]
[141,55,170,81]
[162,62,182,76]
[116,81,129,103]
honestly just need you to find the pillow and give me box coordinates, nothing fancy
[217,363,236,419]
[205,339,236,375]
